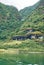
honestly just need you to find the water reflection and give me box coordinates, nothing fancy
[28,64,38,65]
[0,53,44,65]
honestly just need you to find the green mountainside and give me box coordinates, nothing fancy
[18,0,44,35]
[0,0,44,51]
[0,3,22,40]
[20,2,39,19]
[0,0,44,40]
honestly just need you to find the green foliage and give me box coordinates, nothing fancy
[19,1,44,34]
[20,2,39,19]
[0,40,44,51]
[0,0,44,40]
[0,3,22,40]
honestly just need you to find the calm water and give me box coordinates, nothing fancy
[0,52,44,65]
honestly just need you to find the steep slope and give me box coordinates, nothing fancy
[18,0,44,35]
[0,3,22,40]
[0,0,44,40]
[20,1,39,19]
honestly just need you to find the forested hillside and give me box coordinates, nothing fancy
[20,2,39,19]
[18,0,44,35]
[0,0,44,40]
[0,3,22,40]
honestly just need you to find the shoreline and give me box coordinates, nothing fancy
[0,49,44,54]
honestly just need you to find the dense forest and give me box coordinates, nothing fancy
[0,0,44,51]
[0,0,44,40]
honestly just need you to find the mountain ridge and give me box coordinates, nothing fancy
[0,0,44,40]
[18,0,44,35]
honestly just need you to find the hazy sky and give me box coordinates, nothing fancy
[0,0,39,10]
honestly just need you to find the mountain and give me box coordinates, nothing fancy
[18,0,44,35]
[0,0,44,40]
[19,1,39,19]
[0,3,22,40]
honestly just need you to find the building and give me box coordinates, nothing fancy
[12,30,43,41]
[27,31,43,40]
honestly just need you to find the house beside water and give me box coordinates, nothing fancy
[12,28,44,41]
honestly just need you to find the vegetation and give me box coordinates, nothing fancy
[0,0,44,40]
[0,39,44,51]
[20,1,39,19]
[0,3,22,40]
[0,0,44,52]
[0,1,44,65]
[19,6,44,35]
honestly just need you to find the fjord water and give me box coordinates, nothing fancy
[0,52,44,65]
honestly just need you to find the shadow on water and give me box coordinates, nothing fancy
[0,53,44,65]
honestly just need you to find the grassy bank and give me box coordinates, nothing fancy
[0,39,44,52]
